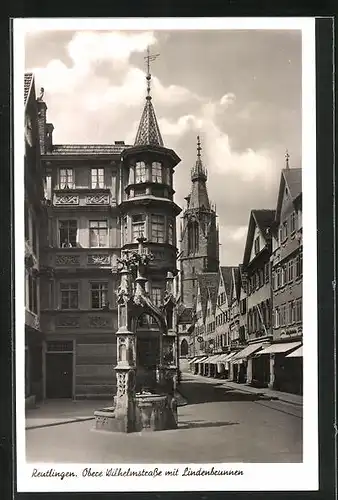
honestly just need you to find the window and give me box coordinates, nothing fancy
[91,282,108,309]
[295,252,303,278]
[28,274,38,314]
[274,307,280,328]
[167,218,173,243]
[280,304,287,326]
[151,215,165,243]
[295,298,302,322]
[123,216,128,244]
[89,220,108,247]
[152,287,162,307]
[288,301,295,324]
[60,168,74,189]
[132,214,145,242]
[265,262,270,283]
[290,212,296,233]
[135,161,146,183]
[59,220,77,247]
[188,221,199,254]
[281,265,287,287]
[91,168,104,189]
[287,259,294,283]
[278,226,283,245]
[282,220,288,240]
[240,298,247,314]
[254,236,260,255]
[60,283,78,309]
[151,162,162,183]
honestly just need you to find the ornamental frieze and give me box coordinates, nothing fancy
[56,254,80,265]
[56,316,80,328]
[87,254,110,265]
[54,194,79,205]
[88,316,111,328]
[85,194,110,205]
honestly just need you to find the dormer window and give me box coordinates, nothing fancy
[135,161,146,183]
[60,168,74,189]
[254,236,260,255]
[91,168,104,189]
[152,161,162,183]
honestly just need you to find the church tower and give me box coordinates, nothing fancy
[180,137,219,307]
[119,48,181,301]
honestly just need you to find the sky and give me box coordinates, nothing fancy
[24,28,302,266]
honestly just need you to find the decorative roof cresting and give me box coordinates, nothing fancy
[134,46,164,147]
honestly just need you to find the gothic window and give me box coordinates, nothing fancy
[135,161,146,183]
[132,214,145,242]
[151,161,162,183]
[59,220,77,247]
[90,282,108,309]
[89,220,108,247]
[60,168,74,189]
[60,283,79,309]
[188,221,199,254]
[151,215,165,243]
[91,168,104,189]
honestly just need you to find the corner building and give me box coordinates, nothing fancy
[38,72,181,400]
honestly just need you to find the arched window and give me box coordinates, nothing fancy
[180,338,188,357]
[188,221,199,254]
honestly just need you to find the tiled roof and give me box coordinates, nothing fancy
[197,272,219,320]
[134,97,164,147]
[283,168,302,200]
[24,73,33,105]
[48,144,133,156]
[219,266,235,299]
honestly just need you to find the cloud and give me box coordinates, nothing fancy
[220,92,236,107]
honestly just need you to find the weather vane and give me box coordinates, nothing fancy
[285,149,290,169]
[144,46,160,98]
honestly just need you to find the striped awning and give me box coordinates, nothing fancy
[257,341,302,356]
[231,342,268,361]
[187,357,198,364]
[193,356,208,363]
[217,351,237,363]
[286,345,303,358]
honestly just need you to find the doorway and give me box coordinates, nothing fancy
[46,352,73,398]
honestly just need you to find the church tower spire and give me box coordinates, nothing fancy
[179,136,219,308]
[134,47,164,147]
[188,136,210,210]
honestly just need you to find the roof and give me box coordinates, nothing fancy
[243,209,275,266]
[275,168,302,222]
[134,96,164,147]
[177,305,194,325]
[219,266,235,299]
[24,73,34,106]
[197,272,219,320]
[229,267,240,303]
[47,144,133,156]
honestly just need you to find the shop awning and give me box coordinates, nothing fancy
[193,356,208,363]
[201,355,218,364]
[286,345,303,358]
[257,341,302,356]
[231,342,268,361]
[187,357,198,364]
[217,352,237,363]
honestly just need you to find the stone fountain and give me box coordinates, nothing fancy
[94,237,178,433]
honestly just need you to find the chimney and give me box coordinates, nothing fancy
[37,96,47,154]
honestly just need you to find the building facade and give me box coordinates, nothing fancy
[270,166,303,393]
[24,73,47,403]
[28,64,182,400]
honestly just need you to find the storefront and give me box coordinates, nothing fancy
[230,342,268,384]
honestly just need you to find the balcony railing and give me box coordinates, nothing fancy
[40,309,118,333]
[53,189,116,207]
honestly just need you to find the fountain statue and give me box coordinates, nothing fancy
[94,237,178,433]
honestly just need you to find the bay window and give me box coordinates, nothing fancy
[151,161,162,183]
[151,215,165,243]
[168,219,174,245]
[132,214,145,242]
[135,161,146,183]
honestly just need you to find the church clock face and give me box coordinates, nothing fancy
[25,114,33,146]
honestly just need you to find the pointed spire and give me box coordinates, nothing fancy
[134,46,164,147]
[191,135,207,181]
[285,149,290,170]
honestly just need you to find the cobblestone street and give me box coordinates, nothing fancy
[26,371,302,464]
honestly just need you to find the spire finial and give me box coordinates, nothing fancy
[285,149,290,169]
[144,46,160,100]
[197,135,202,159]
